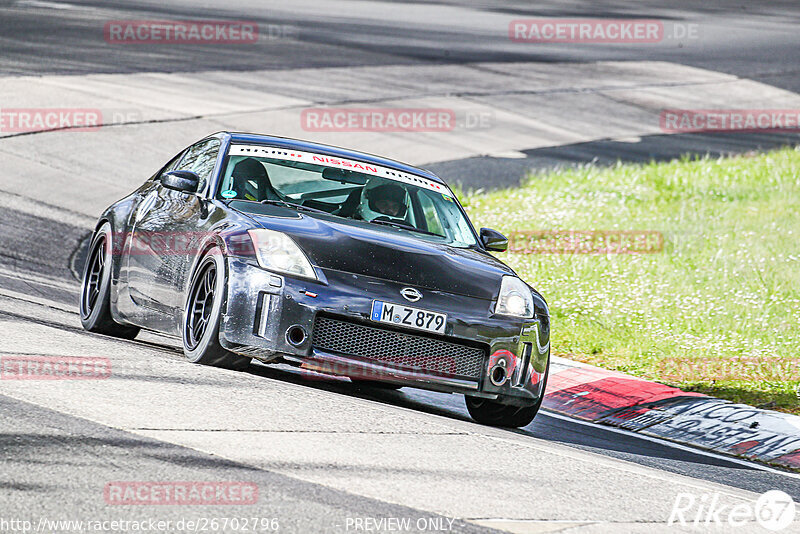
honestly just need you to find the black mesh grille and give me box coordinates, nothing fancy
[312,316,485,379]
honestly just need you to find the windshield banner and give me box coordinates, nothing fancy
[228,144,447,194]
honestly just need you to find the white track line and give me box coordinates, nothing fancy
[0,288,75,314]
[0,266,79,292]
[0,189,95,228]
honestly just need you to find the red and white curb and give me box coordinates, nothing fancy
[544,356,800,470]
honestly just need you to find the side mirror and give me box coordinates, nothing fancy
[161,170,200,194]
[480,228,508,252]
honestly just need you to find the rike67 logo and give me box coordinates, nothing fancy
[669,490,796,531]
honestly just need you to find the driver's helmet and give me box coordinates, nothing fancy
[358,180,408,221]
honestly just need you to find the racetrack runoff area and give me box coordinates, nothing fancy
[3,59,800,213]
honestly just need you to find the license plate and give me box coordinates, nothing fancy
[370,300,447,334]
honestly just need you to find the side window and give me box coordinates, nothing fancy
[154,151,185,181]
[175,139,221,193]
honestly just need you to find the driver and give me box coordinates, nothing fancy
[358,181,408,221]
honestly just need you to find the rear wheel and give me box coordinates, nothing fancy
[79,223,140,339]
[182,250,251,371]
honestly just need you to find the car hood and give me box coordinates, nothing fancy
[237,203,513,300]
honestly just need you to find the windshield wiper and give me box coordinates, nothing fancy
[368,218,440,237]
[260,199,330,215]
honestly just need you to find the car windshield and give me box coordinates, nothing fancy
[217,145,478,248]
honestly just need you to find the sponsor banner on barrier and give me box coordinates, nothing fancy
[543,362,702,421]
[636,397,800,463]
[773,450,800,470]
[545,357,800,470]
[595,405,675,432]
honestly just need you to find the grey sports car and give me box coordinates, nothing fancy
[79,132,550,427]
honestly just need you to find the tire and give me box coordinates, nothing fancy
[182,250,251,371]
[465,397,540,428]
[79,223,140,340]
[465,359,550,428]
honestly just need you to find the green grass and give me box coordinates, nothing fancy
[462,148,800,413]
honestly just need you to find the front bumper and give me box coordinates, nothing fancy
[219,258,550,405]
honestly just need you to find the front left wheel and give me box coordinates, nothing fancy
[79,223,140,339]
[182,250,251,371]
[465,359,550,428]
[465,397,541,428]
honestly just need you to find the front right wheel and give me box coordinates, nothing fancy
[182,250,251,371]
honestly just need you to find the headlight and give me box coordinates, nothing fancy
[494,276,534,318]
[247,229,317,280]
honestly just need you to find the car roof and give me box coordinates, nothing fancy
[224,132,445,184]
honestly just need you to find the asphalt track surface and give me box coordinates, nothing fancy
[2,1,800,532]
[3,0,800,186]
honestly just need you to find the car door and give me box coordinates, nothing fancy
[117,148,188,320]
[126,138,221,329]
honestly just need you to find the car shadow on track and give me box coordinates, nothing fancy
[121,340,790,490]
[245,360,476,423]
[242,360,754,470]
[240,361,800,501]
